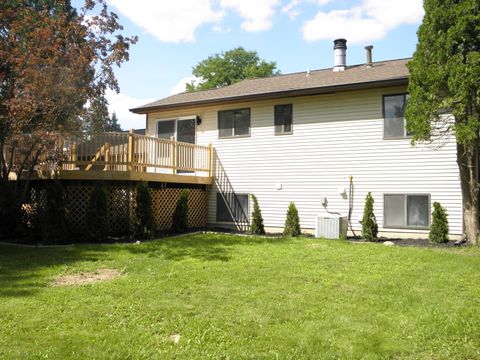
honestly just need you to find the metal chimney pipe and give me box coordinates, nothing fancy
[365,45,373,67]
[333,38,347,72]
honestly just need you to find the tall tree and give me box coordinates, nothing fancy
[0,0,137,238]
[186,47,279,92]
[108,111,122,132]
[84,93,110,134]
[405,0,480,245]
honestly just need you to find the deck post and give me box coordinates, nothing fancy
[128,129,134,172]
[208,143,213,178]
[170,136,175,174]
[104,143,110,171]
[70,143,77,170]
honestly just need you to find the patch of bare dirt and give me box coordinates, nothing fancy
[52,269,122,286]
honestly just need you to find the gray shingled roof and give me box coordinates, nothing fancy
[131,58,410,113]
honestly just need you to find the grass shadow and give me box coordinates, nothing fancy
[126,232,290,262]
[0,244,119,298]
[0,233,291,298]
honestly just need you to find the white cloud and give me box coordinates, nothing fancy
[282,0,302,20]
[282,0,331,20]
[169,76,202,95]
[212,25,232,33]
[362,0,423,27]
[108,0,223,43]
[105,90,155,130]
[302,0,423,44]
[220,0,281,31]
[315,0,331,5]
[107,0,283,42]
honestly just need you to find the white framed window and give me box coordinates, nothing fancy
[274,104,293,135]
[216,193,249,223]
[218,108,250,138]
[383,94,409,139]
[384,194,430,229]
[156,116,196,143]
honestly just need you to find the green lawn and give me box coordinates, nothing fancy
[1,234,479,359]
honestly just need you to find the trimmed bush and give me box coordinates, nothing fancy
[0,183,23,240]
[361,192,378,242]
[429,201,449,243]
[134,181,155,239]
[38,180,69,244]
[284,202,301,237]
[172,189,189,233]
[86,183,108,242]
[250,194,265,235]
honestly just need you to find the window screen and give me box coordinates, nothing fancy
[216,193,249,223]
[218,109,250,138]
[157,120,175,139]
[218,111,234,138]
[274,104,293,134]
[384,194,405,227]
[384,194,430,228]
[384,94,408,138]
[407,195,429,227]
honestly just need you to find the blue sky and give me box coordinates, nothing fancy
[75,0,424,129]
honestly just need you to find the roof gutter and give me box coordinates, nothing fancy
[130,76,408,114]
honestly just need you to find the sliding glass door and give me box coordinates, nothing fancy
[156,118,196,173]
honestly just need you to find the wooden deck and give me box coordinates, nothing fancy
[7,131,213,185]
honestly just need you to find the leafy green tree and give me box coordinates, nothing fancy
[172,190,189,233]
[284,202,300,237]
[186,47,279,91]
[361,192,378,242]
[134,181,155,239]
[429,202,449,243]
[250,194,265,235]
[405,0,480,244]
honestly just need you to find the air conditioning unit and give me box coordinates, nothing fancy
[315,215,348,239]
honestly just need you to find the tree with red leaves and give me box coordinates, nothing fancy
[0,0,137,238]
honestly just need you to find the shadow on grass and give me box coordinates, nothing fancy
[127,233,289,262]
[0,233,289,298]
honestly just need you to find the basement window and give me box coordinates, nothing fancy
[216,192,249,223]
[384,194,430,229]
[218,108,250,138]
[383,94,409,139]
[274,104,293,135]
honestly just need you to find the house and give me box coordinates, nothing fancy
[130,39,462,239]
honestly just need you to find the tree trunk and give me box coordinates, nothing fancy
[456,143,480,245]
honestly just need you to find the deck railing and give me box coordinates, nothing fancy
[5,131,213,178]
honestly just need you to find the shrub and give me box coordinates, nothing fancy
[429,201,449,243]
[86,183,108,242]
[172,189,189,233]
[0,182,24,240]
[134,181,155,239]
[250,194,265,235]
[38,180,69,244]
[284,202,301,237]
[361,192,378,242]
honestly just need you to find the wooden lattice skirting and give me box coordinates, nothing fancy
[23,181,208,237]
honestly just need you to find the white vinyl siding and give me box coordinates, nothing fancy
[146,86,462,237]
